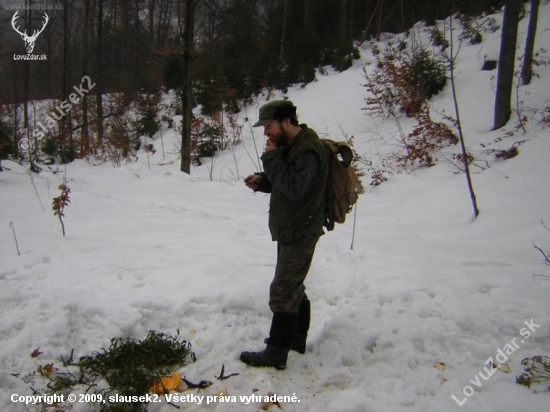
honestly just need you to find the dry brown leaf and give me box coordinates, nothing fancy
[260,391,282,411]
[31,348,43,358]
[434,361,446,371]
[498,363,511,373]
[39,363,55,376]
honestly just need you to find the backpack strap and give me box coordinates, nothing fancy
[336,142,354,168]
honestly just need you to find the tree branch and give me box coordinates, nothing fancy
[533,243,550,266]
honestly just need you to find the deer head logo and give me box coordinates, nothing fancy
[11,11,49,54]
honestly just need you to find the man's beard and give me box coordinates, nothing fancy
[272,129,290,148]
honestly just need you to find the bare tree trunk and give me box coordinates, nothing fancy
[280,0,290,61]
[157,0,172,48]
[204,0,217,46]
[22,1,37,169]
[96,0,104,143]
[46,13,52,97]
[11,60,20,157]
[448,15,479,218]
[358,0,378,45]
[148,0,156,47]
[180,0,196,174]
[63,0,74,159]
[339,0,348,46]
[376,0,383,40]
[520,0,539,86]
[63,0,70,99]
[23,1,31,130]
[400,0,406,32]
[304,0,310,29]
[82,0,91,153]
[120,0,129,89]
[493,0,520,130]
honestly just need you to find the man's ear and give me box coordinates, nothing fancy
[281,118,291,130]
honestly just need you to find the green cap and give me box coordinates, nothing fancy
[252,100,297,127]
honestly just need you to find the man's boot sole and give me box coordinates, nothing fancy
[239,352,287,370]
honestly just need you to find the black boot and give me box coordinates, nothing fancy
[240,312,298,370]
[263,298,311,354]
[239,344,289,370]
[290,297,310,354]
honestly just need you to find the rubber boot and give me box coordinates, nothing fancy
[239,344,288,370]
[240,312,298,370]
[291,297,310,354]
[263,298,310,354]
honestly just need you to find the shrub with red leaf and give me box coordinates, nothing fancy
[364,40,456,174]
[52,183,71,237]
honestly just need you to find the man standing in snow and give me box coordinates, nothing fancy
[241,100,328,370]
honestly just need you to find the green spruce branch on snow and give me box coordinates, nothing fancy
[18,330,196,412]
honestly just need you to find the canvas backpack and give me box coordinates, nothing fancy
[321,139,362,231]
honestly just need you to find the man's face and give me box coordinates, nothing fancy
[263,120,289,148]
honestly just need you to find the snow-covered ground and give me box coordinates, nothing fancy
[1,3,550,412]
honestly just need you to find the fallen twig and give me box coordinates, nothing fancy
[215,365,240,381]
[9,221,21,255]
[533,243,550,266]
[166,401,180,409]
[182,377,212,389]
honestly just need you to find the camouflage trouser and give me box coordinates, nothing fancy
[269,235,320,313]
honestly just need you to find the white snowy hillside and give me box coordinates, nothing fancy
[1,3,550,412]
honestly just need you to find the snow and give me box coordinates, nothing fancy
[1,4,550,412]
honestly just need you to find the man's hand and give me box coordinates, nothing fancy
[244,174,262,190]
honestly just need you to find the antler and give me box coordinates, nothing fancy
[11,11,27,38]
[11,11,49,41]
[30,12,49,40]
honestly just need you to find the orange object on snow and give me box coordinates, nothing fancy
[149,372,182,394]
